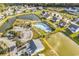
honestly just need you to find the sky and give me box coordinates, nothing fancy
[0,0,79,3]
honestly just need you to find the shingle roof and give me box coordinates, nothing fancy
[26,40,37,54]
[68,23,79,32]
[26,39,45,55]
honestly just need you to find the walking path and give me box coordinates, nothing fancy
[42,37,59,56]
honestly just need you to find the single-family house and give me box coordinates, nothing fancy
[68,23,79,33]
[58,21,66,27]
[64,7,79,15]
[42,11,49,18]
[52,13,62,22]
[26,39,45,56]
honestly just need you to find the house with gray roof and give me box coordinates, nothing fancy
[42,11,49,18]
[64,7,79,15]
[68,23,79,33]
[26,39,45,56]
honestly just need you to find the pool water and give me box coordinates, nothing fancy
[34,23,52,32]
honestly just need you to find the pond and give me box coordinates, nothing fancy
[0,17,16,33]
[17,14,40,21]
[0,14,40,33]
[34,22,52,32]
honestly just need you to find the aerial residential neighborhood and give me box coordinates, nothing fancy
[0,3,79,56]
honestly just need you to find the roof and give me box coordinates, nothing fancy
[42,11,49,18]
[26,40,37,54]
[68,23,79,33]
[33,39,45,52]
[59,22,66,27]
[52,16,57,22]
[26,39,45,55]
[75,18,79,23]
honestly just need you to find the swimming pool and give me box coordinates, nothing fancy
[34,22,52,32]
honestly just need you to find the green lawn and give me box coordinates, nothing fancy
[32,28,40,39]
[63,28,79,45]
[76,22,79,25]
[73,37,79,45]
[63,28,72,36]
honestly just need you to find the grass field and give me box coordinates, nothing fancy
[46,32,79,56]
[32,28,40,39]
[39,38,57,56]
